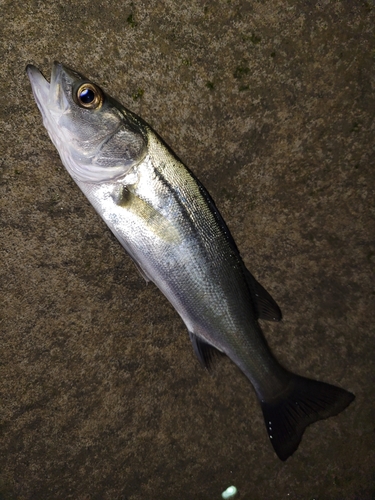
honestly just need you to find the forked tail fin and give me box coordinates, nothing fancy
[260,375,355,461]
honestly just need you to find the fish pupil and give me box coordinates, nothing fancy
[79,88,95,104]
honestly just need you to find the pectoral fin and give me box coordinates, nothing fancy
[114,185,182,244]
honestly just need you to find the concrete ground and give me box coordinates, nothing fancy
[1,0,374,498]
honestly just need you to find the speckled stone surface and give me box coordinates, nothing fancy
[1,1,374,498]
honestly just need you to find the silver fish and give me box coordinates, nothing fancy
[27,62,354,460]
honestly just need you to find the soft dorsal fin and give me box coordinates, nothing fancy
[189,332,222,369]
[244,268,282,322]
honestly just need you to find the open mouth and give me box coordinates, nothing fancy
[26,62,70,118]
[26,61,73,160]
[26,64,50,112]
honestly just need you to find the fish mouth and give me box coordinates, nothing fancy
[26,61,78,158]
[26,62,69,118]
[26,64,50,115]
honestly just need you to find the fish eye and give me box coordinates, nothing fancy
[75,83,103,109]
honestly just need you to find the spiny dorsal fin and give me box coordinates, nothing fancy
[244,268,282,322]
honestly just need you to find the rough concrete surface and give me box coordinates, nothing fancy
[1,0,374,498]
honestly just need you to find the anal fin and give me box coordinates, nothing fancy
[189,331,222,369]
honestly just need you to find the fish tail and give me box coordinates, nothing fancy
[260,374,355,461]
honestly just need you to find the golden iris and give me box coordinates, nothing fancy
[75,83,103,109]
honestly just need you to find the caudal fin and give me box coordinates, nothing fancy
[260,375,355,461]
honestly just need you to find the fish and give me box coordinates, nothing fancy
[26,61,354,461]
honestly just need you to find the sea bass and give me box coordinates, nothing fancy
[26,62,354,460]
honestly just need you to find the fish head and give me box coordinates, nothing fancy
[26,62,147,182]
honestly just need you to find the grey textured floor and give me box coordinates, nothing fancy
[1,1,374,499]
